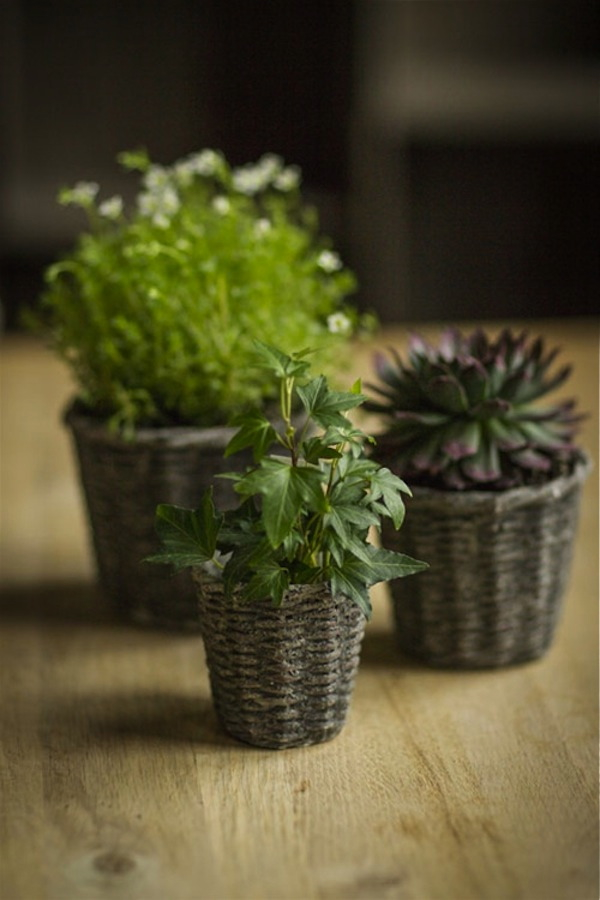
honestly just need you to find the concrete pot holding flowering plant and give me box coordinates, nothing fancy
[366,328,590,668]
[30,148,373,629]
[147,343,427,748]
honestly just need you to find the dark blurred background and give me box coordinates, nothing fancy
[1,0,598,329]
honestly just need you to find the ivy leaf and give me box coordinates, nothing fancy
[335,454,379,484]
[367,467,412,529]
[225,410,278,461]
[242,561,290,606]
[222,536,273,594]
[252,340,312,379]
[146,490,222,570]
[324,504,380,546]
[329,564,372,618]
[297,375,366,428]
[301,436,342,464]
[330,547,428,617]
[361,547,429,584]
[236,459,325,547]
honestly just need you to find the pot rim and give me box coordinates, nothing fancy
[401,450,592,514]
[191,574,364,613]
[63,399,237,448]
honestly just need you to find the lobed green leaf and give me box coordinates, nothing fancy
[146,491,223,570]
[225,410,278,461]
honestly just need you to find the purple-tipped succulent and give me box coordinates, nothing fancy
[367,328,584,490]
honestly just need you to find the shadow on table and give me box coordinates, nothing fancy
[87,689,230,747]
[360,627,425,671]
[0,580,115,626]
[0,581,200,636]
[31,688,233,748]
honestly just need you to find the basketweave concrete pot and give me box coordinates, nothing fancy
[194,576,366,749]
[65,405,250,630]
[381,454,591,669]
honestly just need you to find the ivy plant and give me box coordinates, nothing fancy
[147,342,427,617]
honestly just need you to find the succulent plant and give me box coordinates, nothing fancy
[366,328,584,490]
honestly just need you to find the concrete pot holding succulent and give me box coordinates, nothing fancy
[31,149,371,629]
[148,342,427,748]
[366,328,590,669]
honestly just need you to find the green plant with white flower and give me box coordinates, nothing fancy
[32,148,372,433]
[147,342,427,616]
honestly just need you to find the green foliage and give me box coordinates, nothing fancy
[147,342,427,616]
[31,149,374,433]
[367,328,584,490]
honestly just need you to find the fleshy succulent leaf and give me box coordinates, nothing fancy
[509,448,552,471]
[425,374,469,413]
[441,420,480,461]
[367,328,582,490]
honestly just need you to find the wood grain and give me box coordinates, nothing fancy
[1,319,598,900]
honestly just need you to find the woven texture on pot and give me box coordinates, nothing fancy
[383,455,591,669]
[194,578,366,749]
[65,405,249,630]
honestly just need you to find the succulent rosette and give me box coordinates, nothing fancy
[367,328,585,490]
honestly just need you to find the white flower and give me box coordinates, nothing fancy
[317,250,342,273]
[98,195,123,219]
[274,166,300,191]
[172,160,196,187]
[232,154,283,196]
[59,181,100,207]
[232,165,266,195]
[256,153,283,180]
[186,149,222,177]
[143,165,171,192]
[212,196,231,215]
[138,185,180,228]
[254,218,271,236]
[327,312,352,336]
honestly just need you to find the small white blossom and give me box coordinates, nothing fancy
[138,185,180,228]
[327,312,352,336]
[186,149,223,177]
[59,181,100,207]
[232,154,283,196]
[274,166,300,191]
[254,218,271,236]
[257,153,283,180]
[172,160,196,187]
[317,250,342,273]
[232,165,267,195]
[98,195,123,219]
[143,165,171,192]
[212,195,231,215]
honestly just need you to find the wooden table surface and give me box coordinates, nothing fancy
[1,319,598,900]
